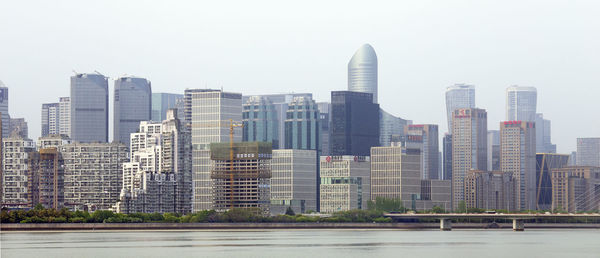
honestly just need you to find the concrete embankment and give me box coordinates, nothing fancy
[1,223,599,231]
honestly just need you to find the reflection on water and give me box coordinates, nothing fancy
[2,229,599,258]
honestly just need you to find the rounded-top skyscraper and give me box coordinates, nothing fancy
[348,44,378,103]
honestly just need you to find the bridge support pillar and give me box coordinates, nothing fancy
[512,219,524,231]
[440,218,452,231]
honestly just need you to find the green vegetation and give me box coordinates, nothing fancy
[367,197,408,212]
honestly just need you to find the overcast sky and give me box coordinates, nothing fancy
[1,0,599,153]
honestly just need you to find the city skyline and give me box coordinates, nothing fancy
[2,1,600,153]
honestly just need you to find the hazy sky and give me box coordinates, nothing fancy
[1,0,599,153]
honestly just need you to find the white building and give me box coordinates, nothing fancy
[270,149,317,214]
[445,84,475,132]
[576,138,600,167]
[506,86,537,122]
[348,44,378,103]
[319,156,370,213]
[1,136,35,209]
[58,97,71,137]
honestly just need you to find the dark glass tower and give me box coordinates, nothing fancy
[243,96,279,149]
[284,96,320,151]
[330,91,379,156]
[114,77,152,146]
[70,73,109,143]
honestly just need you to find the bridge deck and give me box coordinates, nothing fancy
[384,213,600,220]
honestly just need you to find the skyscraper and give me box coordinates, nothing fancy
[379,109,411,147]
[151,93,183,122]
[451,108,487,209]
[8,118,28,138]
[243,96,279,149]
[576,138,600,167]
[270,149,317,215]
[317,102,331,156]
[114,76,152,146]
[535,153,569,210]
[500,121,536,211]
[445,84,475,132]
[0,82,9,138]
[70,73,108,143]
[535,113,556,153]
[58,97,71,137]
[348,44,378,103]
[284,96,320,151]
[330,91,380,156]
[1,136,35,209]
[41,103,59,137]
[442,133,452,180]
[506,86,537,122]
[405,124,439,180]
[487,130,500,171]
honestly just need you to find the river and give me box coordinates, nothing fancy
[1,229,599,257]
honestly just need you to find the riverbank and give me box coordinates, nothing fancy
[2,222,599,231]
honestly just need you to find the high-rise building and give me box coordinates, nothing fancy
[70,73,109,143]
[569,151,577,166]
[28,148,64,209]
[320,156,370,213]
[451,108,487,209]
[186,89,242,211]
[284,96,320,151]
[114,77,152,146]
[270,149,317,215]
[487,130,500,171]
[210,142,272,214]
[379,109,411,147]
[330,91,379,156]
[8,118,28,138]
[348,44,378,103]
[1,136,35,209]
[61,142,128,211]
[464,170,516,211]
[58,97,71,137]
[151,93,183,122]
[0,82,9,138]
[506,86,537,122]
[442,133,452,181]
[535,113,556,153]
[551,166,600,212]
[317,102,331,156]
[535,153,569,210]
[445,84,475,132]
[405,124,439,180]
[41,103,60,137]
[500,121,536,211]
[243,96,279,149]
[576,138,600,167]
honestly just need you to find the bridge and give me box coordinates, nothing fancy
[384,213,600,231]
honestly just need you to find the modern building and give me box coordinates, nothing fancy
[1,136,35,209]
[464,170,516,211]
[317,102,331,156]
[319,156,370,213]
[151,93,183,122]
[186,89,242,211]
[348,44,378,103]
[442,133,452,181]
[70,73,109,143]
[569,151,577,166]
[451,108,487,209]
[535,153,569,210]
[330,91,380,156]
[41,103,60,137]
[370,146,420,202]
[506,86,537,122]
[61,142,128,211]
[576,138,600,167]
[58,97,71,137]
[500,121,536,211]
[210,142,272,214]
[270,149,317,215]
[284,96,320,151]
[243,96,279,149]
[487,130,500,171]
[551,166,600,212]
[445,84,475,132]
[8,118,28,138]
[379,109,411,147]
[0,82,9,138]
[535,113,556,153]
[405,124,439,180]
[113,76,152,146]
[28,148,64,209]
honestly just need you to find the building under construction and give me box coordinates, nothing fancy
[210,142,272,213]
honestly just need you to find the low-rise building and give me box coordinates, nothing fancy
[551,166,600,212]
[319,155,370,213]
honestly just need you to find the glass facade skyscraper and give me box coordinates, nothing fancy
[284,96,320,151]
[330,91,380,156]
[41,103,59,137]
[70,73,109,143]
[506,86,537,122]
[445,84,475,132]
[0,82,9,138]
[243,96,279,149]
[151,93,183,122]
[348,44,378,103]
[114,77,152,146]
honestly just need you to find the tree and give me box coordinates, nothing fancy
[285,207,296,216]
[457,201,467,213]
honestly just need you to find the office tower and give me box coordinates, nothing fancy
[61,142,128,211]
[348,44,378,103]
[487,130,500,171]
[370,145,421,201]
[59,97,71,137]
[569,151,577,166]
[1,136,35,209]
[506,86,537,122]
[451,108,487,209]
[8,118,28,138]
[442,133,452,180]
[270,149,317,215]
[405,124,439,179]
[114,76,152,146]
[70,73,108,143]
[0,82,8,138]
[535,113,556,153]
[464,170,516,211]
[535,153,569,210]
[445,84,475,131]
[330,91,380,156]
[380,109,411,147]
[151,93,183,122]
[186,89,242,211]
[551,166,600,212]
[500,121,536,211]
[243,96,279,148]
[576,138,600,167]
[210,142,272,214]
[28,148,64,209]
[41,103,59,137]
[317,102,331,156]
[320,156,370,213]
[284,96,320,151]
